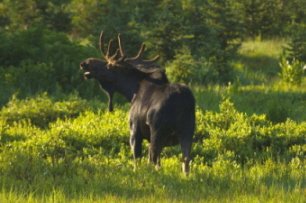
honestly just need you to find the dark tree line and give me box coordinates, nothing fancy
[0,0,305,85]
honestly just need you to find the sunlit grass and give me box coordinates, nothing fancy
[239,38,287,58]
[235,38,289,84]
[0,158,304,203]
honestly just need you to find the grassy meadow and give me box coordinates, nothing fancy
[0,39,305,202]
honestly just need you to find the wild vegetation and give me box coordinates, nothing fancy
[0,0,305,202]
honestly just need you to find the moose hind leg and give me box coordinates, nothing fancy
[180,138,192,175]
[149,142,162,169]
[149,130,164,170]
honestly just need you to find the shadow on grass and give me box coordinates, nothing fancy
[234,54,280,84]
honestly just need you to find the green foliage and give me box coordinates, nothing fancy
[194,98,306,165]
[0,27,96,67]
[67,0,242,83]
[286,23,306,62]
[0,0,71,32]
[166,48,217,84]
[279,57,304,86]
[239,0,306,38]
[2,0,305,89]
[0,27,98,105]
[166,51,195,83]
[0,96,305,202]
[0,93,89,128]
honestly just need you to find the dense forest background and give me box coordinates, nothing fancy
[1,0,306,106]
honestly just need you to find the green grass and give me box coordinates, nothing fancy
[234,38,288,84]
[0,155,304,203]
[239,38,287,58]
[0,164,304,203]
[0,152,305,203]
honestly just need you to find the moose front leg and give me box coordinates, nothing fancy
[129,122,143,171]
[107,92,113,112]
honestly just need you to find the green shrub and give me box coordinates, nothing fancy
[1,96,305,173]
[0,93,89,128]
[0,27,97,105]
[166,47,218,84]
[279,57,304,86]
[194,98,306,165]
[0,95,305,202]
[286,23,306,63]
[48,109,129,156]
[165,49,196,83]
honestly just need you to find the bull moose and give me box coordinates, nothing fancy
[80,32,195,174]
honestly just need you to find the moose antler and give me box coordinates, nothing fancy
[99,31,105,55]
[99,31,122,65]
[117,34,160,69]
[100,31,160,69]
[117,34,125,58]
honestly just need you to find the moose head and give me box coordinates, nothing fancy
[80,31,168,111]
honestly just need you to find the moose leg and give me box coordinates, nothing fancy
[148,145,162,168]
[179,127,193,175]
[107,92,113,112]
[180,139,192,175]
[148,128,163,170]
[149,145,162,170]
[129,122,142,170]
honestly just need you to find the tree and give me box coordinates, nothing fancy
[0,0,71,32]
[286,23,306,63]
[203,0,244,82]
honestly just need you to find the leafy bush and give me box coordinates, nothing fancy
[0,96,305,202]
[279,57,304,86]
[0,93,89,128]
[166,48,218,84]
[2,96,304,167]
[194,98,306,165]
[0,27,98,104]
